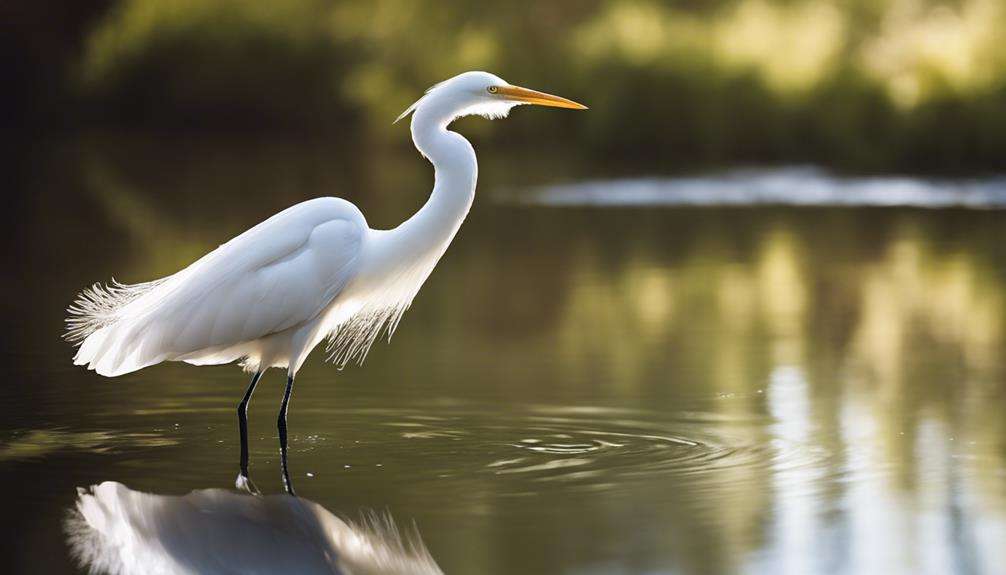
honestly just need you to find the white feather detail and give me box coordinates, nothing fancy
[324,239,448,367]
[65,278,170,344]
[394,79,447,124]
[454,100,523,120]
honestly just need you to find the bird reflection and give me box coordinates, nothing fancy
[65,481,442,575]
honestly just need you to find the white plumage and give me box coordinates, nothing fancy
[65,71,586,490]
[69,197,366,376]
[68,71,585,380]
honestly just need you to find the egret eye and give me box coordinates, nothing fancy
[487,86,498,94]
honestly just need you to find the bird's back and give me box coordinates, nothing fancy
[69,197,366,376]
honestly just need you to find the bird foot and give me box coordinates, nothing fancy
[235,473,261,496]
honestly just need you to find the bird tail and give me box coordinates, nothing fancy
[65,279,164,342]
[66,278,170,376]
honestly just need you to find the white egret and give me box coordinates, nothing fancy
[66,71,586,493]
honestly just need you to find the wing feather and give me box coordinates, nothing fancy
[70,198,366,376]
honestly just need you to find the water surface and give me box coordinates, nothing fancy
[2,135,1005,574]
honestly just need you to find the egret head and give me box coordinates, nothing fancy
[396,71,587,124]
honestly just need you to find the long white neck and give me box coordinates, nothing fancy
[360,100,477,284]
[395,103,477,251]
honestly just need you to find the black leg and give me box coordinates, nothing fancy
[277,374,297,496]
[237,370,263,483]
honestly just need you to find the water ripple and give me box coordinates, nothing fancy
[333,403,835,493]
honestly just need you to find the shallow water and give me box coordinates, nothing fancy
[3,135,1005,574]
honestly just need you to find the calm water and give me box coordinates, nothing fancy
[2,135,1005,574]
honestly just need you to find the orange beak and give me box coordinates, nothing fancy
[495,85,588,110]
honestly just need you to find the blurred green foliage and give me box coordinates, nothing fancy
[29,0,1006,173]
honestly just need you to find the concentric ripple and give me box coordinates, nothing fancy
[293,402,834,495]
